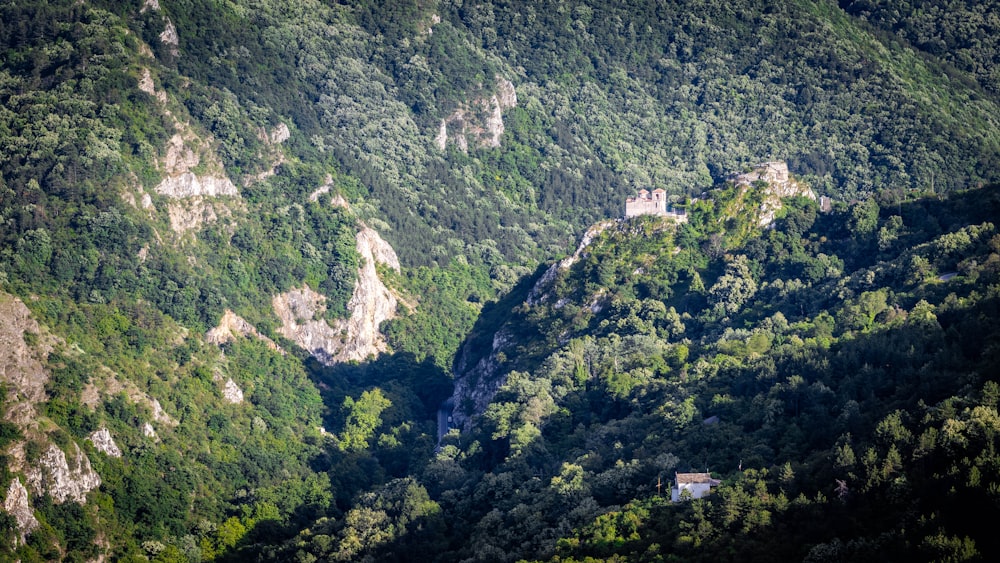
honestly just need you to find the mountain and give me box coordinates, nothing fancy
[1,0,1000,561]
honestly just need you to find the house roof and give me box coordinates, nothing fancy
[675,472,721,485]
[652,188,666,193]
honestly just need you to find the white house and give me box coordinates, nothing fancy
[671,472,722,502]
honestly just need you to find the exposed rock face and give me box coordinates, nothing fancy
[26,443,101,504]
[141,0,160,13]
[436,76,517,152]
[221,378,244,404]
[273,227,401,365]
[246,123,290,186]
[153,124,239,234]
[87,428,122,458]
[528,220,615,305]
[157,172,238,198]
[0,293,50,408]
[142,422,158,440]
[160,19,179,56]
[268,123,290,145]
[80,367,178,429]
[732,162,817,227]
[206,309,283,353]
[138,67,167,103]
[450,328,514,430]
[3,478,38,545]
[454,219,620,428]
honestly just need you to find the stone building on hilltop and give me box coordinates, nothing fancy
[624,188,689,222]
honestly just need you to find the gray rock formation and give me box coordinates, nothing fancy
[731,162,817,227]
[3,477,39,545]
[528,220,615,305]
[206,309,283,353]
[26,443,101,504]
[436,76,517,152]
[0,293,50,405]
[273,227,401,365]
[450,328,514,430]
[221,378,244,404]
[87,428,122,458]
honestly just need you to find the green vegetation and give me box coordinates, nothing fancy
[1,0,1000,561]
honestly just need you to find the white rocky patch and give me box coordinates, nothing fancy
[87,428,122,458]
[26,443,101,504]
[437,76,517,152]
[3,478,39,545]
[0,293,51,408]
[527,220,615,305]
[222,378,244,404]
[206,309,283,352]
[273,226,401,365]
[142,422,158,440]
[160,19,179,56]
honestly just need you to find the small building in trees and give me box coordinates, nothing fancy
[671,472,722,502]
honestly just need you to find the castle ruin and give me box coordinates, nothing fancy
[624,188,688,222]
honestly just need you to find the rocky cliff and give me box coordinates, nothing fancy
[435,76,517,152]
[3,478,38,545]
[0,292,52,428]
[731,162,817,227]
[25,443,102,504]
[274,226,402,365]
[206,309,283,353]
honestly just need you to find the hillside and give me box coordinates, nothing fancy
[1,0,1000,561]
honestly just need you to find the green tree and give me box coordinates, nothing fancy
[339,388,392,452]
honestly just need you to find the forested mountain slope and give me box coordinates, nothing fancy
[278,181,1000,562]
[1,0,999,561]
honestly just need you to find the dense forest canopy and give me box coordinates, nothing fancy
[0,0,999,561]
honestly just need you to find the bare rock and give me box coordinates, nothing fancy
[272,227,402,365]
[206,310,283,352]
[154,124,239,234]
[0,293,50,407]
[3,477,39,545]
[87,428,122,458]
[26,443,101,504]
[221,378,244,404]
[142,422,158,440]
[80,367,178,428]
[137,68,167,103]
[528,220,615,305]
[156,172,238,198]
[141,0,160,13]
[495,77,518,110]
[269,123,290,145]
[436,76,517,152]
[160,19,179,56]
[732,162,817,227]
[357,226,401,273]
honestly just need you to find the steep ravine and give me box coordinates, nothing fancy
[273,226,403,365]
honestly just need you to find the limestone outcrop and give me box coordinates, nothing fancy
[87,428,123,458]
[0,293,51,410]
[3,478,38,545]
[528,220,615,305]
[152,119,240,234]
[221,378,244,404]
[273,227,401,365]
[80,367,178,431]
[206,309,283,353]
[731,162,817,227]
[436,76,517,152]
[26,443,101,504]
